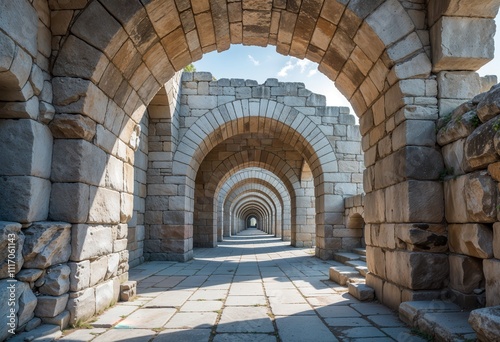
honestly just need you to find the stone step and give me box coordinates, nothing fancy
[469,306,500,341]
[329,266,359,286]
[399,301,476,342]
[360,256,367,262]
[355,265,368,277]
[352,248,367,256]
[333,252,361,264]
[348,282,374,301]
[345,259,367,268]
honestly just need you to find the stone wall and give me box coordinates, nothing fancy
[438,80,500,309]
[343,194,365,249]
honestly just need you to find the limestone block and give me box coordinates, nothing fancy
[187,95,217,110]
[71,224,113,261]
[0,29,15,72]
[51,139,106,186]
[16,269,43,283]
[395,223,447,253]
[0,0,38,56]
[100,155,124,192]
[366,246,386,278]
[38,264,71,296]
[120,281,137,301]
[34,294,68,318]
[39,102,56,124]
[437,111,480,147]
[0,222,24,278]
[52,77,108,124]
[385,250,449,290]
[385,181,443,223]
[49,183,90,223]
[449,254,483,294]
[464,171,497,222]
[88,187,121,224]
[437,72,481,100]
[365,0,414,46]
[95,280,115,314]
[49,114,97,141]
[41,310,70,330]
[370,224,396,249]
[383,281,402,311]
[477,86,500,122]
[431,17,495,72]
[444,175,468,223]
[67,287,96,326]
[469,306,500,342]
[392,120,435,150]
[23,222,71,268]
[17,283,37,327]
[483,259,500,306]
[364,190,384,224]
[90,256,108,286]
[120,193,134,223]
[68,260,90,292]
[442,139,466,176]
[464,116,499,171]
[448,224,493,259]
[0,119,53,178]
[0,97,40,121]
[106,253,120,279]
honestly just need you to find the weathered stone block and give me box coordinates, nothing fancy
[95,279,116,314]
[483,258,500,306]
[437,71,481,100]
[385,181,443,223]
[51,139,106,186]
[383,281,402,311]
[52,76,108,123]
[0,119,53,178]
[68,260,90,292]
[23,222,71,268]
[494,223,500,260]
[90,256,108,286]
[464,117,499,171]
[34,294,68,318]
[67,287,96,326]
[386,250,449,290]
[449,254,484,294]
[469,306,500,342]
[120,192,134,223]
[392,120,435,150]
[0,222,23,278]
[431,17,495,72]
[120,281,137,301]
[41,310,70,330]
[442,139,466,176]
[16,268,43,283]
[395,223,447,253]
[364,190,384,223]
[464,171,497,222]
[49,183,90,223]
[0,176,51,223]
[0,0,38,56]
[448,224,493,259]
[477,86,500,122]
[444,175,468,223]
[38,264,71,296]
[71,224,113,261]
[17,283,37,327]
[49,114,97,141]
[438,111,479,147]
[100,155,124,192]
[88,187,121,224]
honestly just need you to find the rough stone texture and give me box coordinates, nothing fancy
[494,223,500,260]
[437,110,479,147]
[464,171,497,222]
[448,224,493,259]
[38,264,71,296]
[22,222,71,269]
[477,87,500,122]
[464,117,500,171]
[0,221,24,278]
[16,268,43,283]
[449,254,484,294]
[49,114,97,141]
[469,306,500,342]
[483,259,500,307]
[34,294,69,318]
[18,283,37,327]
[71,224,113,261]
[67,287,96,326]
[394,223,447,253]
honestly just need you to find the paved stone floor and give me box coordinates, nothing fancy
[60,229,426,342]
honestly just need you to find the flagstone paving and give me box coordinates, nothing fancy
[59,229,427,341]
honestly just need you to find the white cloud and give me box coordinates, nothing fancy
[277,59,295,77]
[278,57,315,78]
[248,55,260,66]
[307,69,318,77]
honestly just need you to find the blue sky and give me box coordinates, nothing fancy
[193,23,499,113]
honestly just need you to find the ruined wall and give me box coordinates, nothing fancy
[438,80,500,309]
[344,194,365,248]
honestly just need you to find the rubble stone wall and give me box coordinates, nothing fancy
[438,81,500,309]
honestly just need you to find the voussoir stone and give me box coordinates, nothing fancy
[0,221,24,278]
[448,224,493,259]
[22,222,71,268]
[469,306,500,342]
[38,264,71,296]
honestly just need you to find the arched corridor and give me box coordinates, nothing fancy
[60,228,416,342]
